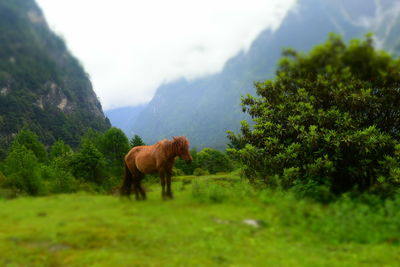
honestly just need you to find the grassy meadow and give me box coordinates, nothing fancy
[0,173,399,266]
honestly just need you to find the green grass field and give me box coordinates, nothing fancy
[0,174,399,266]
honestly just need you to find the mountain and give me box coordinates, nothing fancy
[370,1,400,55]
[0,0,110,153]
[130,0,400,149]
[105,105,145,136]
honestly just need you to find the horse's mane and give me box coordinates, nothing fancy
[163,136,189,155]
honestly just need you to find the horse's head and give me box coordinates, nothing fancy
[172,136,192,164]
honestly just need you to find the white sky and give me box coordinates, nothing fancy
[36,0,295,110]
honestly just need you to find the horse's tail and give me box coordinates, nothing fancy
[120,161,133,197]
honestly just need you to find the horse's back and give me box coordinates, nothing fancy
[125,145,158,174]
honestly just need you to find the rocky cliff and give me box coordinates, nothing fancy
[0,0,110,154]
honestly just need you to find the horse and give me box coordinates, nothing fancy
[120,136,192,200]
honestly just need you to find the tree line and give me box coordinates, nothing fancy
[1,33,399,202]
[0,128,233,197]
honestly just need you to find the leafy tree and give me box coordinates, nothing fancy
[226,131,246,150]
[197,148,233,174]
[175,148,198,174]
[39,162,77,194]
[12,128,47,162]
[99,127,130,176]
[80,128,103,149]
[47,140,77,193]
[50,140,73,159]
[129,134,146,147]
[3,144,44,195]
[229,34,400,198]
[71,142,107,185]
[100,127,130,163]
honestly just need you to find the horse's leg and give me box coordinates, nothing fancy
[121,162,133,198]
[137,173,146,200]
[160,172,166,199]
[166,171,173,199]
[132,170,146,200]
[132,178,140,201]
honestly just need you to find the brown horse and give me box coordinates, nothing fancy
[120,136,192,200]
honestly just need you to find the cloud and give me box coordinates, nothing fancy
[36,0,295,110]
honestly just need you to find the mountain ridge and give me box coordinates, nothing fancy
[0,0,110,154]
[123,0,400,149]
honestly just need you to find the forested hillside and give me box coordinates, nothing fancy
[0,0,110,156]
[130,0,400,149]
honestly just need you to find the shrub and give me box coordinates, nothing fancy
[173,168,185,176]
[3,144,45,195]
[229,34,400,198]
[197,148,233,174]
[175,148,198,174]
[39,162,78,194]
[12,128,47,162]
[275,192,400,244]
[193,167,209,176]
[0,171,6,186]
[71,142,107,186]
[49,140,72,159]
[313,195,400,243]
[99,127,130,169]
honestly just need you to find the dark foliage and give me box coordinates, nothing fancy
[175,148,198,174]
[175,148,233,175]
[71,142,107,185]
[49,140,72,159]
[11,128,47,162]
[100,127,130,177]
[0,126,134,196]
[3,143,44,195]
[129,134,146,148]
[197,148,234,174]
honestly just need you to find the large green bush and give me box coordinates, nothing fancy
[175,148,199,174]
[99,127,130,177]
[175,148,233,175]
[12,128,47,162]
[45,141,78,193]
[0,126,134,195]
[228,34,400,198]
[197,148,233,174]
[193,167,209,176]
[71,142,107,185]
[49,140,73,159]
[3,144,44,195]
